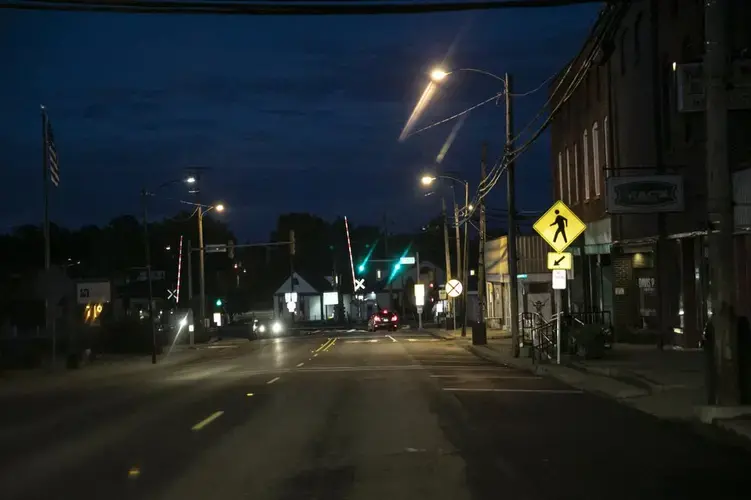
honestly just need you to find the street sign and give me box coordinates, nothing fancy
[445,279,463,298]
[552,269,567,290]
[77,282,111,305]
[532,200,587,253]
[354,278,365,292]
[414,283,425,306]
[547,252,573,271]
[399,256,416,265]
[167,289,177,300]
[205,244,227,253]
[439,290,447,300]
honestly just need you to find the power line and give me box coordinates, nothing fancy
[455,2,628,227]
[1,0,620,15]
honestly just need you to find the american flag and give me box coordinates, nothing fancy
[46,118,59,187]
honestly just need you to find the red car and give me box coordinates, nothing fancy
[368,309,399,332]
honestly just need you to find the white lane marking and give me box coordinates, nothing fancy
[313,353,318,357]
[386,335,398,343]
[296,362,305,367]
[443,388,583,394]
[407,339,418,342]
[430,374,542,379]
[267,377,281,384]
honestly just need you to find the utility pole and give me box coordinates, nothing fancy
[198,207,206,340]
[476,142,488,345]
[452,187,462,333]
[41,107,54,366]
[141,189,157,364]
[441,196,455,330]
[384,213,393,310]
[462,180,469,338]
[506,72,520,357]
[705,0,739,405]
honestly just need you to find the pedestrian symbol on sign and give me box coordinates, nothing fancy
[551,210,568,243]
[79,288,89,299]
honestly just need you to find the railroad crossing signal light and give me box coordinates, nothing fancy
[215,298,223,307]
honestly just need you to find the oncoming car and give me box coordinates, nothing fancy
[253,318,285,337]
[368,309,399,332]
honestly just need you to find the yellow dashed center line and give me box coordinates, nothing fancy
[191,411,224,431]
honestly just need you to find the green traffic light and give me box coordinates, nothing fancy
[394,263,401,270]
[358,264,365,273]
[215,299,223,307]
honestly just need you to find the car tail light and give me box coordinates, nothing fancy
[391,315,398,322]
[374,316,381,322]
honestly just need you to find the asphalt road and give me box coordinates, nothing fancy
[1,330,750,500]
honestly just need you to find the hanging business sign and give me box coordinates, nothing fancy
[606,175,685,214]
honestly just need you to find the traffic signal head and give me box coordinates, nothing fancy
[394,263,401,271]
[215,298,223,307]
[358,263,366,273]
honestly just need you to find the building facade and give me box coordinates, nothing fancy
[549,0,751,346]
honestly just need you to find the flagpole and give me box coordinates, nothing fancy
[41,105,53,366]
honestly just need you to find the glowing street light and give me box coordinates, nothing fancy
[421,175,436,186]
[185,176,197,184]
[214,203,225,212]
[430,68,448,82]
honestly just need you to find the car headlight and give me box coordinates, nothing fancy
[271,321,282,334]
[258,325,266,333]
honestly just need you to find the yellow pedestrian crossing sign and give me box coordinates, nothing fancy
[533,200,586,253]
[547,252,572,271]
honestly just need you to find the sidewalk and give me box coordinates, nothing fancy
[426,328,751,445]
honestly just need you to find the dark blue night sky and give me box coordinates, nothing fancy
[0,4,600,240]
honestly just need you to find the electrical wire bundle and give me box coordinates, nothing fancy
[0,0,615,16]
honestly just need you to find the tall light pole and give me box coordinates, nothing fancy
[428,66,518,354]
[183,201,225,343]
[141,175,196,363]
[421,173,470,336]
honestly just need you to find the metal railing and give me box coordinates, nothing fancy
[519,312,546,345]
[530,313,559,363]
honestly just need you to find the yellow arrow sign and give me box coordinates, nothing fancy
[547,252,572,271]
[533,200,587,253]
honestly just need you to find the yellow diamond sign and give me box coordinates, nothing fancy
[533,200,586,253]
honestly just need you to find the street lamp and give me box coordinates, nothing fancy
[141,175,195,364]
[427,64,517,353]
[179,199,226,343]
[419,172,471,337]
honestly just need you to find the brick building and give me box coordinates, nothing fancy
[548,0,751,346]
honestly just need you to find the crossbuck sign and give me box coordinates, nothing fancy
[354,278,365,292]
[445,279,463,298]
